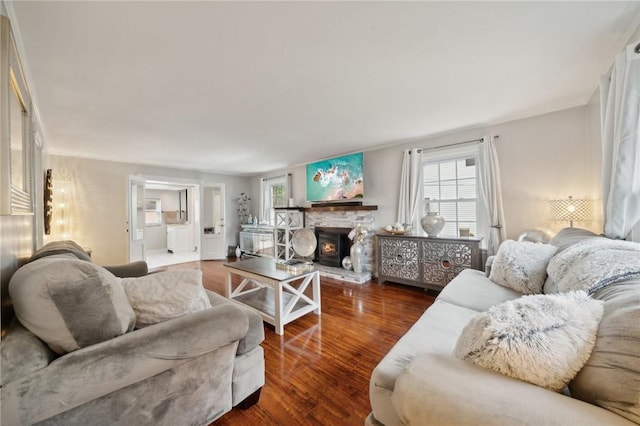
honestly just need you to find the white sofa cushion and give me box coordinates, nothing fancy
[392,353,637,426]
[489,240,557,294]
[122,270,211,328]
[454,291,604,392]
[9,257,135,355]
[437,269,523,312]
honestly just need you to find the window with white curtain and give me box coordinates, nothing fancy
[261,175,290,225]
[423,148,480,238]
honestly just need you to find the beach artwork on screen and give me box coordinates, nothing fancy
[306,152,364,202]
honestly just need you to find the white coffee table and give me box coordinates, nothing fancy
[224,258,321,335]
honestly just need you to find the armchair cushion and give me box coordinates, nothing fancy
[122,270,211,328]
[9,256,135,355]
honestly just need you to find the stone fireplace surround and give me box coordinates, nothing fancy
[302,207,376,282]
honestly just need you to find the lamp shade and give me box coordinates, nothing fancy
[549,196,594,227]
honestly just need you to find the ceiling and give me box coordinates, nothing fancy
[7,1,640,176]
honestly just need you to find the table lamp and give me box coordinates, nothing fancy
[549,195,594,228]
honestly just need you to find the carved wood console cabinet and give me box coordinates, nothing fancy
[376,234,482,291]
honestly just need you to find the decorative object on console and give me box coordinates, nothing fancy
[454,290,604,392]
[549,195,594,228]
[384,222,412,235]
[420,211,445,237]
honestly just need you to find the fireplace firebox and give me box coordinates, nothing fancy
[314,227,351,267]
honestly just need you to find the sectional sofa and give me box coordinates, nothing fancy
[367,228,640,425]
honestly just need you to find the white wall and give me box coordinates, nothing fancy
[251,105,601,241]
[46,155,251,265]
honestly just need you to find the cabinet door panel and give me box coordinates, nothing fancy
[380,238,419,281]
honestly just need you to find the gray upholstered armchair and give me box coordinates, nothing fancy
[1,241,265,425]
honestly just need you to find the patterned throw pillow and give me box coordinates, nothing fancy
[489,240,557,294]
[122,270,211,328]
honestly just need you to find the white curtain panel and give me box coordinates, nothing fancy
[478,134,507,256]
[600,41,640,241]
[397,148,423,232]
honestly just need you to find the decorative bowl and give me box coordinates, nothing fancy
[383,228,411,235]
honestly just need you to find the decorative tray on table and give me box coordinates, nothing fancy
[382,225,412,235]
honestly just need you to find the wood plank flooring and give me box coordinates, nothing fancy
[164,259,436,425]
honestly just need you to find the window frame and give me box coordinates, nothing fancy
[260,174,291,225]
[421,144,481,239]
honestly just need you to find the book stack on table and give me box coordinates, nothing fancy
[275,259,314,274]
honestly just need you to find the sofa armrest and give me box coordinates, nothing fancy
[1,319,56,385]
[1,304,248,425]
[102,260,149,278]
[392,353,636,426]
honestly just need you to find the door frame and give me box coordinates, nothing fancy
[201,183,226,260]
[128,175,201,263]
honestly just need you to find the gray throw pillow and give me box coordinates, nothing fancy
[9,257,135,354]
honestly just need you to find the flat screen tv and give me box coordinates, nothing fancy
[306,152,364,202]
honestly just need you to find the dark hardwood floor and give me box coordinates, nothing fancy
[165,259,436,425]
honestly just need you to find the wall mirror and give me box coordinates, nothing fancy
[1,16,34,215]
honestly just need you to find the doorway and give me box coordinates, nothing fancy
[128,176,201,270]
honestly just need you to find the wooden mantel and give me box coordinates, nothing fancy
[299,205,378,213]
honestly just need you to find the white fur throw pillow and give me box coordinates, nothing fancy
[122,270,211,328]
[454,291,604,392]
[489,240,557,294]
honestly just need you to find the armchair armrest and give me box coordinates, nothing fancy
[392,353,636,426]
[1,304,248,425]
[206,290,264,354]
